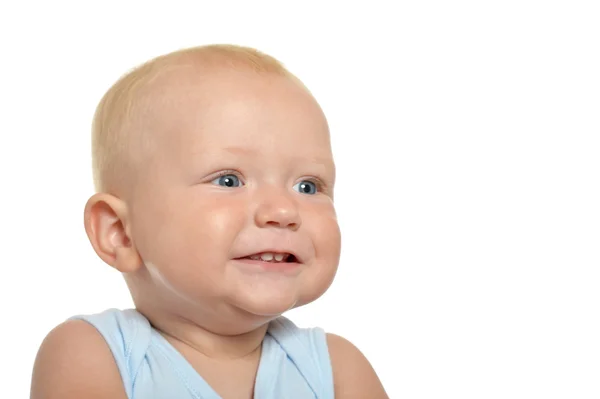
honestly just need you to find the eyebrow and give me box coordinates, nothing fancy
[223,146,334,167]
[223,146,256,156]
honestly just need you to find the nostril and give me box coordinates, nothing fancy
[265,221,299,230]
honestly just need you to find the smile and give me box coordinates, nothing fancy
[243,252,297,263]
[233,252,302,273]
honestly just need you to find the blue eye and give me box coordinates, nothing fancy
[293,180,318,195]
[212,174,242,188]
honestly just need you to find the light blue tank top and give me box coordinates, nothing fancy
[71,309,334,398]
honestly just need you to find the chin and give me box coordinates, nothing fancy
[233,287,301,317]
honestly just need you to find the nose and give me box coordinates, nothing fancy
[254,188,301,231]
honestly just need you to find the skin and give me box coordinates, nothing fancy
[30,62,388,398]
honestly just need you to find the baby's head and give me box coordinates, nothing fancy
[84,45,340,334]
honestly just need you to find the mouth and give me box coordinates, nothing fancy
[234,251,300,264]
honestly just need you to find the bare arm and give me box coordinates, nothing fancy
[327,333,389,399]
[30,319,127,399]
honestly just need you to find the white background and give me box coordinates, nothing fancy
[1,1,599,398]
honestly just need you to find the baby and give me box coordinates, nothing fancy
[31,44,388,399]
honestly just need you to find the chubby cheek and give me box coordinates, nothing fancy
[300,203,341,303]
[312,200,341,259]
[131,192,247,293]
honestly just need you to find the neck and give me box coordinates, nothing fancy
[138,306,270,359]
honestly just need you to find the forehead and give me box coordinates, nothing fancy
[146,68,332,162]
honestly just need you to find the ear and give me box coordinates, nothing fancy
[83,193,143,273]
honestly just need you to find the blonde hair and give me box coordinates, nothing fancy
[91,44,294,193]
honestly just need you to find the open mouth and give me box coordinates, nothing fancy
[236,252,299,264]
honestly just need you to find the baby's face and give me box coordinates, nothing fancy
[127,68,340,330]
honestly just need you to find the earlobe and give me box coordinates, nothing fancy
[83,193,143,273]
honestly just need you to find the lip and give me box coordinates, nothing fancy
[232,258,302,274]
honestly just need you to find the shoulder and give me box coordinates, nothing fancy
[326,333,389,399]
[30,319,127,399]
